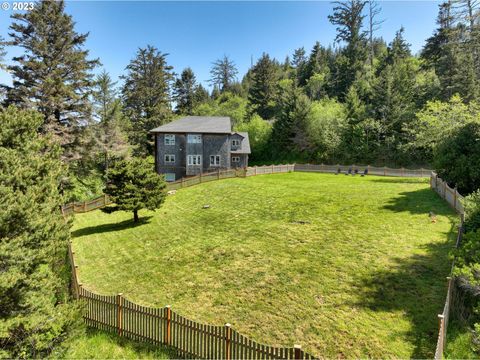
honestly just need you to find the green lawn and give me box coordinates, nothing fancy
[72,172,457,358]
[55,329,174,359]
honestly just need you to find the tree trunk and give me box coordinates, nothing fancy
[133,209,139,223]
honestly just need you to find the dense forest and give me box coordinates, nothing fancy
[1,0,480,357]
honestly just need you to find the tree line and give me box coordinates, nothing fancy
[2,0,480,357]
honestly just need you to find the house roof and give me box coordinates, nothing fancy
[231,132,251,154]
[150,116,231,134]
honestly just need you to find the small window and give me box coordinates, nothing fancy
[187,155,202,165]
[210,155,221,166]
[232,156,240,163]
[187,134,202,144]
[165,134,175,145]
[165,173,175,182]
[231,139,240,147]
[164,154,175,164]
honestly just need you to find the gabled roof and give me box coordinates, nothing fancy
[231,132,251,154]
[150,116,231,134]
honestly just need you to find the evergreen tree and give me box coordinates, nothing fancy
[292,47,308,85]
[92,71,130,175]
[121,45,174,156]
[0,106,78,358]
[248,53,278,119]
[7,0,99,159]
[328,0,369,98]
[304,42,332,99]
[367,0,384,67]
[194,84,210,105]
[209,55,238,93]
[173,68,199,115]
[105,157,167,223]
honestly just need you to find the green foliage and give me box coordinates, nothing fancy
[0,106,78,358]
[7,0,99,160]
[209,55,238,93]
[248,53,279,119]
[121,46,174,156]
[173,68,201,115]
[236,114,272,161]
[463,190,480,233]
[105,157,167,222]
[193,92,247,128]
[434,122,480,194]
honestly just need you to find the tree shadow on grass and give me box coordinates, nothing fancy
[72,216,153,238]
[382,188,455,217]
[353,236,455,358]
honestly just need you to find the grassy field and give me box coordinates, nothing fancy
[72,172,457,358]
[55,329,174,359]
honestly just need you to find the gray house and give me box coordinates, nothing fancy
[150,116,250,181]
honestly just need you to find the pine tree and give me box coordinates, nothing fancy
[0,106,78,358]
[173,68,199,115]
[367,0,384,67]
[194,84,210,105]
[7,0,99,160]
[304,42,332,99]
[105,157,167,222]
[292,47,308,85]
[92,71,130,176]
[328,0,369,98]
[121,46,174,156]
[247,53,278,119]
[209,55,238,93]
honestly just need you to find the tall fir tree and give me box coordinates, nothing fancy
[0,106,78,358]
[328,0,369,99]
[209,55,238,93]
[7,0,99,160]
[248,53,278,119]
[92,71,130,176]
[121,45,174,156]
[173,68,199,115]
[292,47,308,86]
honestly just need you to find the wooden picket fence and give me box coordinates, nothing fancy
[431,172,465,359]
[63,163,430,215]
[68,242,316,359]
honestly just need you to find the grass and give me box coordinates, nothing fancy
[444,321,478,359]
[56,329,174,359]
[72,172,457,358]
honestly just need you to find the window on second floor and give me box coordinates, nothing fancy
[187,134,202,144]
[187,155,202,165]
[231,139,240,148]
[164,134,175,145]
[164,154,175,164]
[210,155,220,166]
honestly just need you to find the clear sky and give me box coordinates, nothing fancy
[0,1,441,89]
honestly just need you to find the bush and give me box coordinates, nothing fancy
[434,122,480,194]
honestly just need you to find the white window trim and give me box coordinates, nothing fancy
[164,134,175,145]
[232,139,240,147]
[232,156,240,163]
[187,155,202,166]
[187,134,202,144]
[210,155,221,166]
[164,154,175,164]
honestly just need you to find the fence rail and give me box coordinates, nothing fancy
[68,243,316,359]
[431,172,465,360]
[63,164,430,215]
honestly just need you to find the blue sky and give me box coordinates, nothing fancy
[0,1,440,89]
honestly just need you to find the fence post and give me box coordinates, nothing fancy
[165,305,171,345]
[272,164,274,173]
[453,187,458,211]
[181,177,185,188]
[255,166,257,176]
[438,314,445,353]
[294,344,302,360]
[83,201,87,212]
[225,323,232,360]
[217,168,220,180]
[200,172,202,183]
[384,166,386,176]
[104,193,107,206]
[443,181,447,199]
[117,293,123,336]
[401,167,405,176]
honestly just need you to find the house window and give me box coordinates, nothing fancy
[231,139,240,148]
[164,134,175,145]
[210,155,221,166]
[165,173,175,182]
[187,134,202,144]
[187,155,202,165]
[232,156,240,163]
[164,154,175,164]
